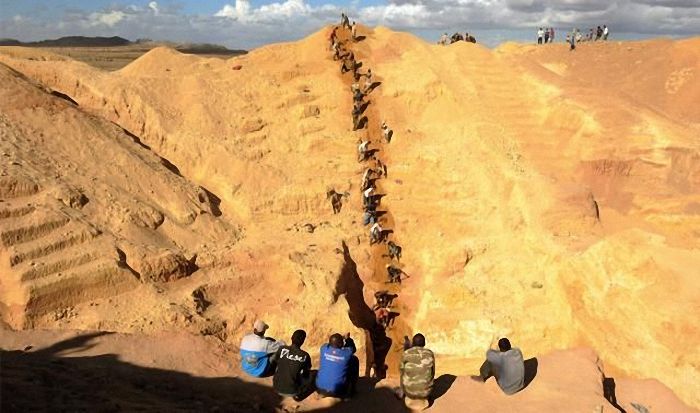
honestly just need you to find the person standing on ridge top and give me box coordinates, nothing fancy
[340,13,350,29]
[351,21,358,41]
[603,25,609,40]
[544,27,550,44]
[569,29,576,51]
[537,27,544,44]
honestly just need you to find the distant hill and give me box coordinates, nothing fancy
[0,36,245,55]
[0,38,22,46]
[0,36,131,47]
[175,43,246,56]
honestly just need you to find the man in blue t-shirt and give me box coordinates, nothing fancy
[316,333,359,398]
[240,320,285,377]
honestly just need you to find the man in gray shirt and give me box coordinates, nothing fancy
[474,337,525,395]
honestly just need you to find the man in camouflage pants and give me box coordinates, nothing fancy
[399,333,435,408]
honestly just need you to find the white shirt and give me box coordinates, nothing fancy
[603,27,608,35]
[363,187,374,198]
[358,141,369,152]
[370,223,382,233]
[537,29,544,38]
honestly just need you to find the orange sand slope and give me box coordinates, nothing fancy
[0,25,699,411]
[1,329,695,413]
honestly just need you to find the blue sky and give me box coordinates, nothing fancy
[1,0,698,49]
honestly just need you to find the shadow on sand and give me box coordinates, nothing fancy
[1,331,415,413]
[523,357,539,390]
[429,374,457,406]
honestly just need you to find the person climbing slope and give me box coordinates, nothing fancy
[370,222,384,244]
[357,140,370,161]
[386,264,408,283]
[386,240,402,262]
[381,121,392,143]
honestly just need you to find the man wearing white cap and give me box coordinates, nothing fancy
[240,320,285,377]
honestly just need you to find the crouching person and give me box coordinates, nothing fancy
[240,320,285,377]
[400,333,435,410]
[316,333,359,399]
[273,330,315,401]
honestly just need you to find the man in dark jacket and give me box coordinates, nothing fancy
[316,333,359,399]
[273,330,315,401]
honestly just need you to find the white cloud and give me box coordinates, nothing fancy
[216,0,315,23]
[148,1,160,16]
[88,10,126,27]
[215,1,251,21]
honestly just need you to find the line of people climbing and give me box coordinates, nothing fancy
[335,18,411,382]
[335,13,421,394]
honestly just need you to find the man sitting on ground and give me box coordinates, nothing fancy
[273,329,314,401]
[399,333,435,409]
[316,333,359,399]
[473,337,525,395]
[240,320,285,377]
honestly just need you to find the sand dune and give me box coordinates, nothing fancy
[0,25,698,411]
